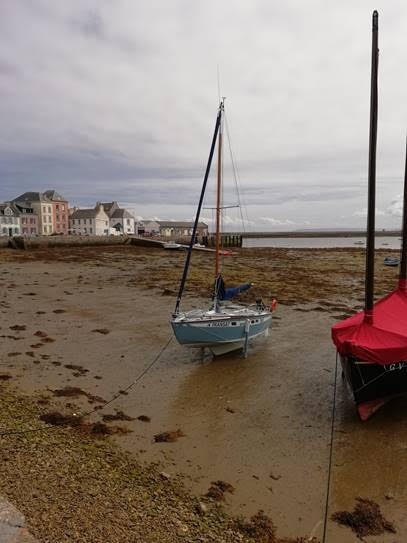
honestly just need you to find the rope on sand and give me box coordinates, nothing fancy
[0,337,173,437]
[322,352,339,542]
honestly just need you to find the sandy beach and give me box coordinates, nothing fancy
[1,244,406,542]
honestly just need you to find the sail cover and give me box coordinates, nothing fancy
[215,275,252,301]
[332,287,407,365]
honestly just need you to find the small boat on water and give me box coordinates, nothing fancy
[384,256,400,267]
[163,241,182,250]
[171,100,273,356]
[332,11,407,420]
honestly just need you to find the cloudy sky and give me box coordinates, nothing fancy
[1,1,406,231]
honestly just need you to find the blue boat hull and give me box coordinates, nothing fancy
[171,314,272,349]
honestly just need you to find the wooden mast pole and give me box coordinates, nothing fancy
[215,99,224,278]
[364,10,379,323]
[399,135,407,289]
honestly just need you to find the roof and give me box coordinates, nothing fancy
[110,208,134,220]
[14,202,35,214]
[332,287,407,365]
[70,208,100,219]
[43,190,67,202]
[100,202,118,215]
[157,221,208,228]
[0,203,20,216]
[12,192,49,203]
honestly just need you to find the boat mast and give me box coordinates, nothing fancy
[399,135,407,289]
[215,99,225,278]
[174,102,222,315]
[364,10,379,323]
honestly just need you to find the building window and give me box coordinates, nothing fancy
[48,206,51,213]
[89,227,92,234]
[56,215,60,221]
[31,228,35,234]
[62,205,65,211]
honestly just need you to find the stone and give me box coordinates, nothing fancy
[0,496,38,542]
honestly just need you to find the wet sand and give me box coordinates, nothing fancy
[0,245,406,541]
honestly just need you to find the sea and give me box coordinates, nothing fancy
[242,235,401,249]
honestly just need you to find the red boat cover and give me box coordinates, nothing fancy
[332,287,407,365]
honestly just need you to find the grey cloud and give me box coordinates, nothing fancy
[0,0,406,228]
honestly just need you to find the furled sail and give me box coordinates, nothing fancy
[214,274,252,301]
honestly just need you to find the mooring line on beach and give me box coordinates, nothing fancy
[0,336,173,438]
[321,352,339,543]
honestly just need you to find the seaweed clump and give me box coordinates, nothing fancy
[331,497,396,539]
[234,510,318,543]
[234,511,276,542]
[154,429,185,442]
[206,480,235,501]
[39,411,82,427]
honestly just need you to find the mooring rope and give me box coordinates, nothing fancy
[322,351,339,542]
[0,336,173,437]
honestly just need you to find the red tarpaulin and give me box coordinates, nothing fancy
[332,285,407,365]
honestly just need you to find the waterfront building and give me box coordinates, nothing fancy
[43,190,69,235]
[69,204,110,236]
[98,202,137,234]
[109,208,136,234]
[0,203,20,236]
[12,191,66,235]
[138,220,160,236]
[157,221,208,238]
[14,202,38,235]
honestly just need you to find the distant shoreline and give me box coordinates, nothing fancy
[229,230,401,239]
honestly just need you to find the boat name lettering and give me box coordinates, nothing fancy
[385,361,407,372]
[211,321,228,327]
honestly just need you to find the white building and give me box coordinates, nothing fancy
[0,203,20,236]
[98,202,136,235]
[109,208,136,234]
[69,204,110,236]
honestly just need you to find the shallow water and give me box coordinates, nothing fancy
[243,235,401,250]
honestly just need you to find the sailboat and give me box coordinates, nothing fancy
[171,100,273,356]
[332,11,407,420]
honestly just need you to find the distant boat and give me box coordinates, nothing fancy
[354,240,364,245]
[171,100,273,357]
[384,256,399,267]
[163,241,182,250]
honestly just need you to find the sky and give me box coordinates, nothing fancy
[0,0,406,231]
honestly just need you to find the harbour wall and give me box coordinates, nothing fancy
[5,235,164,250]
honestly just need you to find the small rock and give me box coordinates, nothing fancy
[160,472,171,480]
[385,492,394,500]
[196,501,208,515]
